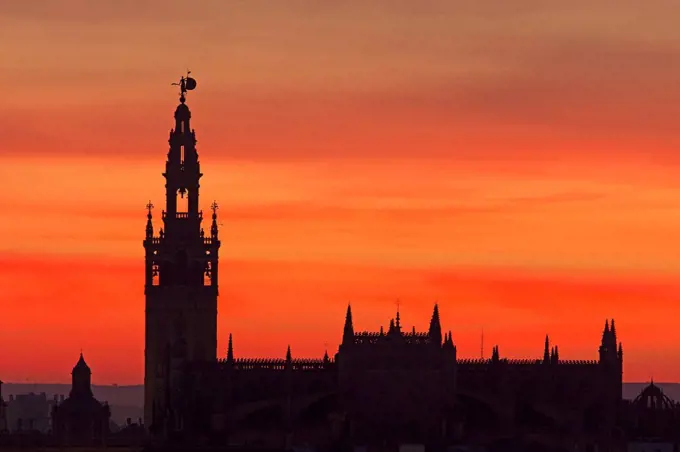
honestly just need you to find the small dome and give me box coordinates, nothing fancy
[633,381,676,410]
[174,103,191,120]
[72,353,91,375]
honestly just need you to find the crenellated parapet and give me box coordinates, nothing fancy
[457,357,600,367]
[457,358,495,365]
[341,303,446,350]
[217,357,334,371]
[350,331,435,346]
[220,334,334,372]
[559,359,599,365]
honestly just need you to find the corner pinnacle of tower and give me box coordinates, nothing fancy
[429,302,442,345]
[227,333,234,363]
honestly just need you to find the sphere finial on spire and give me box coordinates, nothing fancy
[211,201,219,219]
[146,200,154,219]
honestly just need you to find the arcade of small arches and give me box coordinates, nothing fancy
[224,387,602,440]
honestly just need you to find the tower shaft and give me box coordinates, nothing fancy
[143,83,220,434]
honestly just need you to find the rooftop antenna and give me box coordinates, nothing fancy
[481,328,484,359]
[171,69,197,103]
[395,298,402,330]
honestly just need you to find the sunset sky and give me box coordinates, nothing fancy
[2,0,680,384]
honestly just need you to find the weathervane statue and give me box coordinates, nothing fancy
[172,70,197,103]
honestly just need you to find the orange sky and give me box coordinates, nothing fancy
[2,0,680,384]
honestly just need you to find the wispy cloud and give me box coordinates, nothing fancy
[3,0,680,159]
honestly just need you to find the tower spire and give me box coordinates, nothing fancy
[162,73,203,237]
[544,335,550,363]
[492,345,499,363]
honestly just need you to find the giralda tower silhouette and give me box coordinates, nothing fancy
[143,74,220,432]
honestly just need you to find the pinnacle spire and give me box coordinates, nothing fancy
[443,330,456,354]
[211,201,219,239]
[145,201,154,239]
[544,335,550,363]
[227,333,234,363]
[342,303,354,345]
[286,345,292,362]
[429,303,442,346]
[601,319,613,351]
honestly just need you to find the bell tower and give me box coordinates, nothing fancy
[143,73,220,433]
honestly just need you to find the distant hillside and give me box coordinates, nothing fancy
[2,381,674,410]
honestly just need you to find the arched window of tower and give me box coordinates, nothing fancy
[203,261,212,286]
[176,189,188,214]
[152,263,160,286]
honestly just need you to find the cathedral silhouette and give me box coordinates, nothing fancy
[142,76,626,450]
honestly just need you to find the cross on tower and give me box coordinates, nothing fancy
[210,201,219,215]
[146,201,155,214]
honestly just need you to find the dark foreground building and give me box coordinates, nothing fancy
[51,354,111,446]
[143,77,625,451]
[0,380,6,433]
[620,381,680,451]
